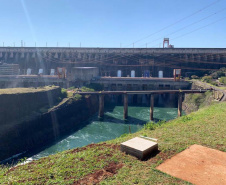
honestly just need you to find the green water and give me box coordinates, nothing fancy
[27,106,178,161]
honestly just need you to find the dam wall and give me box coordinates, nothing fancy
[1,47,226,78]
[0,95,99,162]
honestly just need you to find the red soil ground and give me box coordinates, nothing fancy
[156,144,226,185]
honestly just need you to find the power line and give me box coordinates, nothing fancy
[124,0,222,47]
[139,7,226,47]
[171,16,226,42]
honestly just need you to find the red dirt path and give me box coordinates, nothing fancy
[156,144,226,185]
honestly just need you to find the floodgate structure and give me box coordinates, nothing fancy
[0,47,225,89]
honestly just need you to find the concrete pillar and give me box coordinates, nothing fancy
[99,94,104,118]
[95,54,98,60]
[150,94,154,120]
[124,94,128,119]
[66,52,70,58]
[178,93,183,117]
[10,52,13,58]
[54,52,58,59]
[89,54,92,61]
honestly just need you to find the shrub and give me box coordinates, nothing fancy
[219,77,226,85]
[191,75,199,79]
[120,133,129,138]
[60,88,68,98]
[210,81,218,86]
[202,75,212,83]
[68,86,75,90]
[219,67,226,73]
[73,94,82,100]
[144,120,166,130]
[211,71,225,79]
[181,115,193,122]
[191,93,205,105]
[80,86,95,92]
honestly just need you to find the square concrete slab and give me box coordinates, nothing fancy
[120,137,158,160]
[156,144,226,185]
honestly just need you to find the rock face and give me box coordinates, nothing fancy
[0,87,61,125]
[182,82,215,114]
[0,95,99,162]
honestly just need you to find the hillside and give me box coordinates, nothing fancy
[0,102,226,184]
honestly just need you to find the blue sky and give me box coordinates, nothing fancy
[0,0,226,48]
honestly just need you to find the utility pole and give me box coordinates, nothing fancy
[46,42,47,47]
[21,40,23,47]
[3,42,4,47]
[57,42,58,47]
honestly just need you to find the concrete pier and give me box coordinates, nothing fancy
[88,90,209,119]
[99,94,104,118]
[178,93,182,117]
[150,94,154,121]
[124,94,128,119]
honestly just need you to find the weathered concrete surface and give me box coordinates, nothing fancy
[156,144,226,185]
[121,137,158,160]
[93,77,191,91]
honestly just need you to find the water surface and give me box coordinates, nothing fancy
[29,106,178,160]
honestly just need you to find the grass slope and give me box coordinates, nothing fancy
[0,86,58,95]
[1,102,226,184]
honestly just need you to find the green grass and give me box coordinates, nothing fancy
[1,102,226,184]
[204,82,226,90]
[0,86,58,95]
[192,79,226,90]
[217,86,226,90]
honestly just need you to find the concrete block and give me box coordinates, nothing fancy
[120,137,158,160]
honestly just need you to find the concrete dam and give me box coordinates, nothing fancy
[0,46,225,89]
[0,47,226,77]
